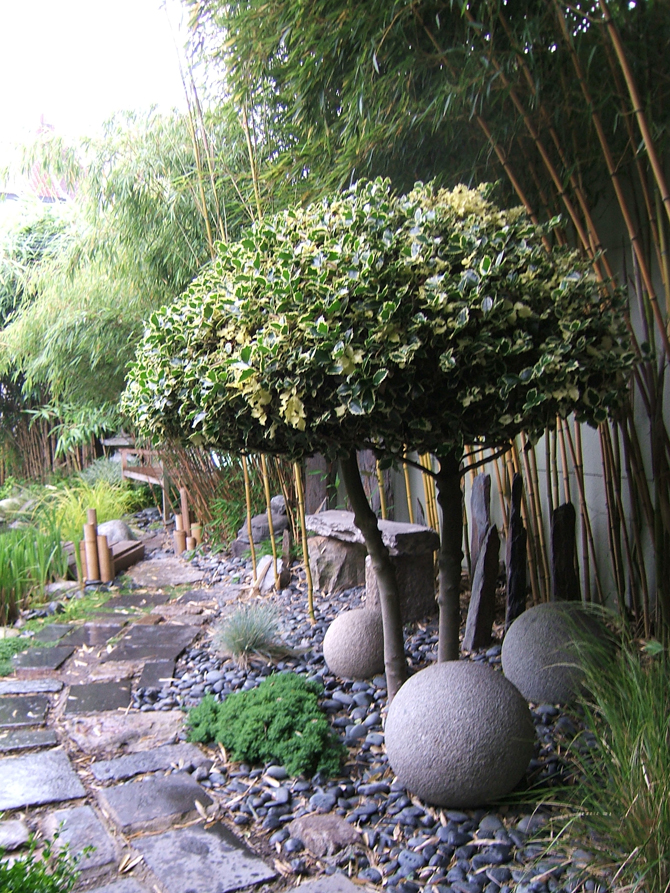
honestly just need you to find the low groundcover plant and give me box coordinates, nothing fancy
[186,672,344,777]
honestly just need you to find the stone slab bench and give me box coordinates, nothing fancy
[305,510,439,623]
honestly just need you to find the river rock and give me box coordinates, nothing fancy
[385,661,534,807]
[97,520,137,544]
[323,609,384,680]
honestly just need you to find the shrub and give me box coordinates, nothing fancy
[564,635,670,893]
[215,603,285,668]
[186,673,345,777]
[0,833,82,892]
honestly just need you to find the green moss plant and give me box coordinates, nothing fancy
[186,673,345,777]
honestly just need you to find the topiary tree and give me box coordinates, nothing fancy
[123,178,634,698]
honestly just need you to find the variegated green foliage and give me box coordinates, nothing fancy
[123,179,633,460]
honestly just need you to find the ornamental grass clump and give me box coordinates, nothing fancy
[563,635,670,893]
[215,602,288,668]
[186,673,345,777]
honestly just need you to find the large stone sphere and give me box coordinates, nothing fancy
[502,602,606,704]
[323,609,384,680]
[385,661,534,807]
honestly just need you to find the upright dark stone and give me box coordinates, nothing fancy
[469,474,491,576]
[505,473,527,630]
[305,455,330,514]
[551,502,581,601]
[463,524,500,652]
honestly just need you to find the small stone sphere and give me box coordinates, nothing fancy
[385,661,534,808]
[323,609,385,680]
[502,602,606,704]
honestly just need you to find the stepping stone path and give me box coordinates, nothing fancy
[0,543,316,893]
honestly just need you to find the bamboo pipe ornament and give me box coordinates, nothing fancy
[191,523,202,546]
[83,521,100,581]
[174,513,183,531]
[186,536,197,551]
[174,529,187,555]
[180,487,191,537]
[97,535,114,583]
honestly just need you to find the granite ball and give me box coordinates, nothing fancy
[385,661,534,807]
[323,609,384,680]
[501,602,606,704]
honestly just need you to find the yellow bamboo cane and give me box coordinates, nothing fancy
[294,461,315,622]
[261,454,279,591]
[241,454,257,581]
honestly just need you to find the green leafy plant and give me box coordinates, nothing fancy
[186,673,345,777]
[215,603,286,668]
[0,832,82,892]
[562,635,670,893]
[0,525,67,625]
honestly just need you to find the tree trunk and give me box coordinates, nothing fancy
[435,452,463,662]
[339,450,407,700]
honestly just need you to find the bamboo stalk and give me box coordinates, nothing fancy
[557,417,572,505]
[545,427,554,524]
[261,454,280,591]
[511,440,540,606]
[241,454,257,580]
[599,426,626,614]
[293,461,314,622]
[619,419,651,635]
[571,420,591,602]
[492,451,510,541]
[402,448,415,525]
[376,460,388,520]
[522,432,551,603]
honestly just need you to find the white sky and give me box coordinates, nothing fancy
[0,0,187,162]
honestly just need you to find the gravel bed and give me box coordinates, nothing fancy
[125,537,601,893]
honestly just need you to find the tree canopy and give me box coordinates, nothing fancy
[123,178,633,461]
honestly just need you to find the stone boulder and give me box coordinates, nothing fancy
[288,813,362,857]
[322,609,384,680]
[308,536,366,595]
[385,661,534,807]
[97,520,138,545]
[501,601,606,704]
[236,512,289,543]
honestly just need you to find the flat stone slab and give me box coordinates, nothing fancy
[43,805,117,873]
[12,645,75,671]
[0,748,85,809]
[138,659,175,689]
[34,624,74,643]
[61,622,126,647]
[102,624,197,663]
[65,680,132,715]
[87,882,151,893]
[305,509,439,555]
[127,557,206,587]
[64,710,183,757]
[294,876,361,893]
[98,774,212,833]
[0,694,49,727]
[0,727,58,753]
[0,818,30,851]
[0,678,63,695]
[135,823,276,893]
[91,742,210,782]
[175,589,218,604]
[104,591,170,610]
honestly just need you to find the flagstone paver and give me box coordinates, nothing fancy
[292,877,361,893]
[0,727,58,753]
[65,680,132,714]
[61,622,126,647]
[91,742,210,782]
[12,644,75,671]
[64,709,183,756]
[134,823,276,893]
[127,556,205,587]
[138,658,174,689]
[102,623,197,663]
[43,804,118,874]
[97,774,213,833]
[0,818,30,851]
[0,748,85,810]
[103,591,170,611]
[0,678,63,694]
[87,880,151,893]
[34,624,74,643]
[0,693,49,727]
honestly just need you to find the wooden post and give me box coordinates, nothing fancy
[84,522,100,581]
[191,523,202,546]
[87,508,98,526]
[186,536,197,551]
[174,513,183,531]
[79,540,87,582]
[97,535,114,583]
